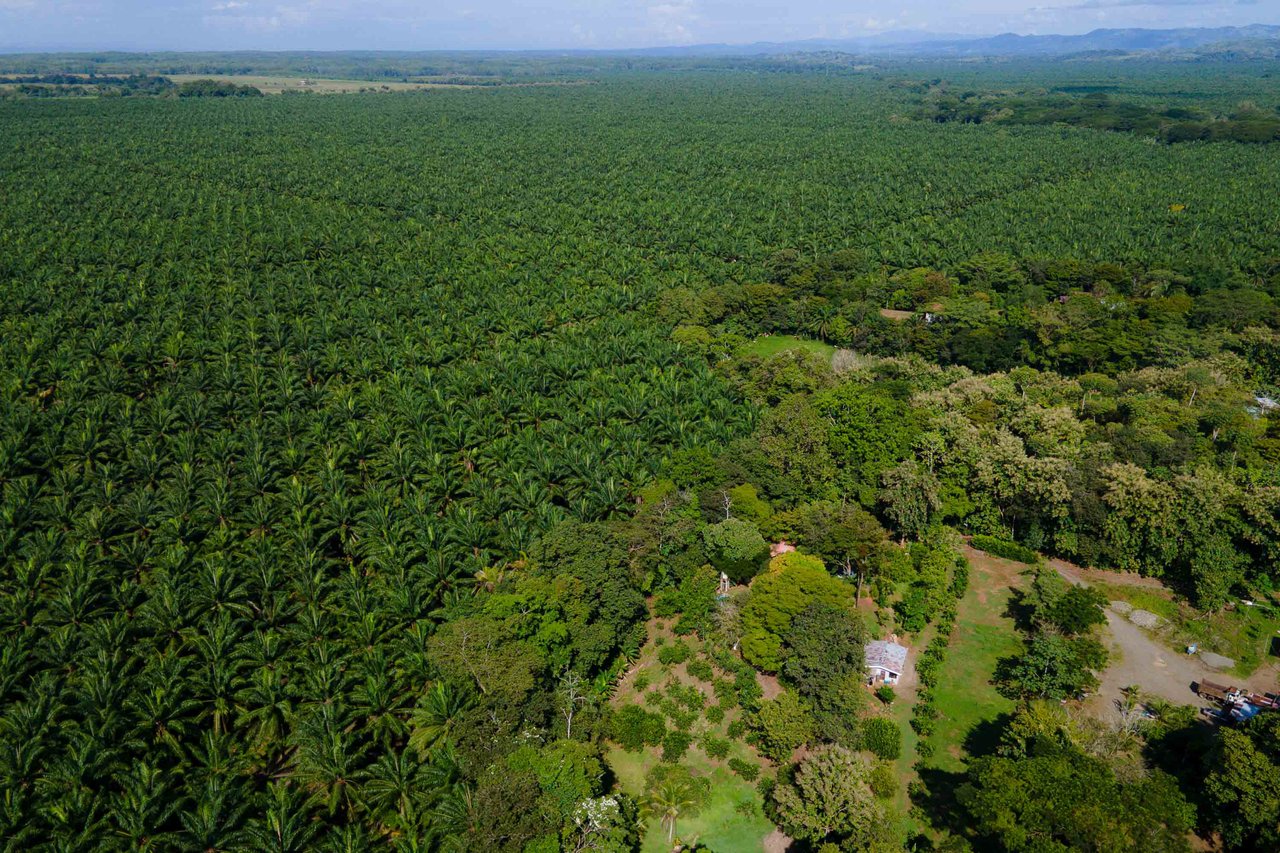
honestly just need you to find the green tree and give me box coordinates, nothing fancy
[754,691,814,761]
[862,718,902,761]
[879,460,941,540]
[702,517,769,583]
[995,634,1107,701]
[772,746,886,848]
[783,601,867,743]
[959,740,1192,852]
[741,557,856,671]
[1204,716,1280,851]
[1046,585,1108,635]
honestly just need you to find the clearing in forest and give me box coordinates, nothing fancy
[741,334,837,362]
[606,618,775,852]
[921,546,1026,771]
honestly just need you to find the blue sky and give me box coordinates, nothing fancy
[0,0,1275,51]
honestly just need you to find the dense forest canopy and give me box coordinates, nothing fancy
[1,60,1278,850]
[917,87,1280,143]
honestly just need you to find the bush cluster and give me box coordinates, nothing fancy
[686,659,715,682]
[657,640,692,665]
[971,535,1039,564]
[662,731,693,762]
[612,705,667,751]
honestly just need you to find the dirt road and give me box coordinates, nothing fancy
[1052,562,1276,712]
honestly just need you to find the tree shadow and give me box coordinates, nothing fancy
[1003,588,1037,633]
[910,716,1014,851]
[913,765,971,837]
[962,712,1015,761]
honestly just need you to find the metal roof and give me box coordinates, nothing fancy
[865,640,908,673]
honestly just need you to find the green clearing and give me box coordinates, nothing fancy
[741,334,837,361]
[921,551,1025,773]
[606,746,774,853]
[605,621,775,852]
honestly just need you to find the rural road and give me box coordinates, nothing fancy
[1052,562,1276,712]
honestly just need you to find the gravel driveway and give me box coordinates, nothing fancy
[1052,563,1277,713]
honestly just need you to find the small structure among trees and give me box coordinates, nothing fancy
[865,639,908,686]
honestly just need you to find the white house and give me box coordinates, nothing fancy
[865,639,908,686]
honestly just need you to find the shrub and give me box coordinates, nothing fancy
[644,690,663,707]
[632,672,652,693]
[713,678,737,704]
[916,739,935,758]
[875,685,896,705]
[951,559,970,598]
[657,641,692,665]
[916,657,941,687]
[705,704,726,724]
[910,716,936,737]
[734,670,763,711]
[666,682,704,712]
[686,659,714,682]
[862,718,902,761]
[729,757,760,781]
[670,709,698,731]
[653,591,681,618]
[701,735,731,759]
[915,701,939,721]
[727,720,747,740]
[971,535,1039,564]
[869,763,897,799]
[754,692,814,762]
[612,705,667,751]
[662,731,693,762]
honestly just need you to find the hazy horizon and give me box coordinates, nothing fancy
[1,1,1277,53]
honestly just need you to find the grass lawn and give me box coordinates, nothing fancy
[741,334,836,362]
[922,548,1025,773]
[607,745,773,852]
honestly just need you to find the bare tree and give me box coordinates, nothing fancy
[558,670,590,739]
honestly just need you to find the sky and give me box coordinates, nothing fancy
[0,0,1276,52]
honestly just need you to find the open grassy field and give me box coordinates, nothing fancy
[922,547,1026,772]
[607,745,774,852]
[741,334,837,361]
[166,74,473,94]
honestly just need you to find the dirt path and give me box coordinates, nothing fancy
[1051,563,1276,712]
[1047,556,1168,591]
[762,828,792,853]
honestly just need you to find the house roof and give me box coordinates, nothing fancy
[865,640,908,673]
[770,540,796,558]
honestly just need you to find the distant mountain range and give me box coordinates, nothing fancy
[620,25,1280,59]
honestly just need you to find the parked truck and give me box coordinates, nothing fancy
[1197,680,1240,702]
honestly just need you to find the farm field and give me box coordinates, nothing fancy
[166,73,477,94]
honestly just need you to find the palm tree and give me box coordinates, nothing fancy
[358,749,425,833]
[243,781,321,853]
[408,682,473,758]
[641,768,708,845]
